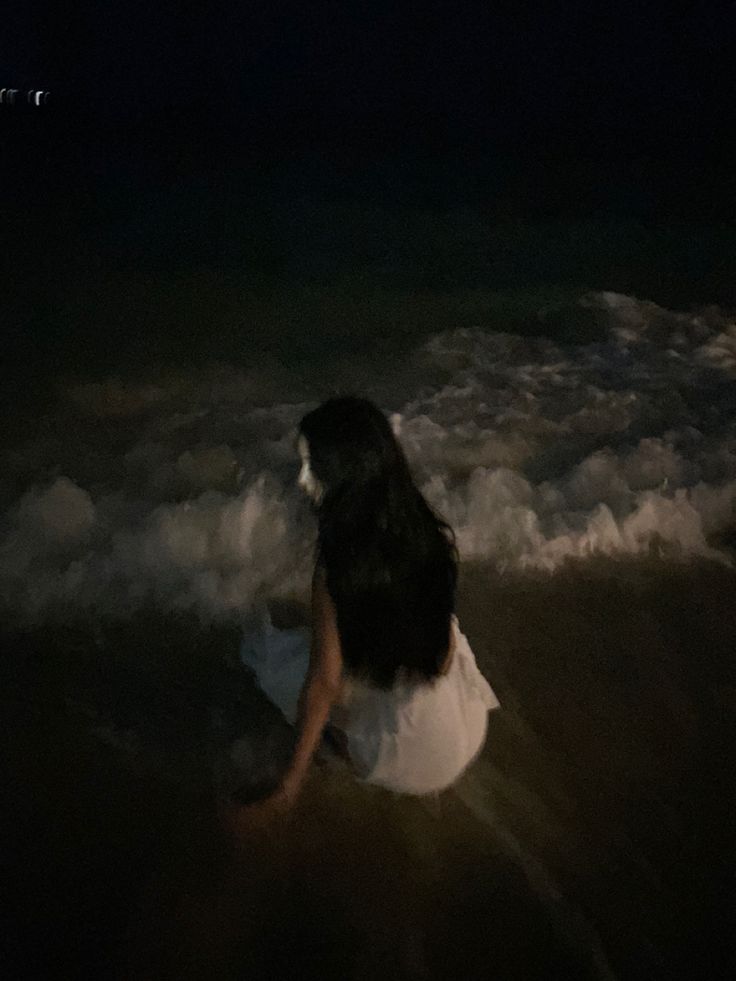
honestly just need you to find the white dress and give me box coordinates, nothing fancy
[240,611,500,796]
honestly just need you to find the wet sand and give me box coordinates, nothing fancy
[2,556,734,979]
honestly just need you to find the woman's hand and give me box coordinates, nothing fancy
[219,781,298,838]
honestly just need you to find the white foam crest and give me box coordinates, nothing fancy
[2,291,736,623]
[1,472,313,624]
[0,477,96,581]
[421,465,734,571]
[696,323,736,376]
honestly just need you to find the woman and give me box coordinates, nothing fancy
[229,396,499,826]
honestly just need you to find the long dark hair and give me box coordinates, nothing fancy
[298,395,458,690]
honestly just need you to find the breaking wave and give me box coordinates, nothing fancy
[2,291,735,626]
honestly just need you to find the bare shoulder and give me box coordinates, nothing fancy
[312,557,327,585]
[439,624,456,675]
[309,560,344,693]
[311,561,338,639]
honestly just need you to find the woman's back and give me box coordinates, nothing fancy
[330,614,500,795]
[320,530,457,691]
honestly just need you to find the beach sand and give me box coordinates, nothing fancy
[2,556,734,979]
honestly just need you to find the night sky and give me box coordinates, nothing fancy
[3,2,736,389]
[5,3,735,164]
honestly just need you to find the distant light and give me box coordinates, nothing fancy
[0,87,50,107]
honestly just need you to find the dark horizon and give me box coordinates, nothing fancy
[4,2,736,405]
[4,2,735,175]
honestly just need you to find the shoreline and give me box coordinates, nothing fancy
[2,555,734,978]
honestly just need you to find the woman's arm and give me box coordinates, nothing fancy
[280,563,344,799]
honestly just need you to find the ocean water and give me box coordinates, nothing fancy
[2,288,736,978]
[3,289,735,625]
